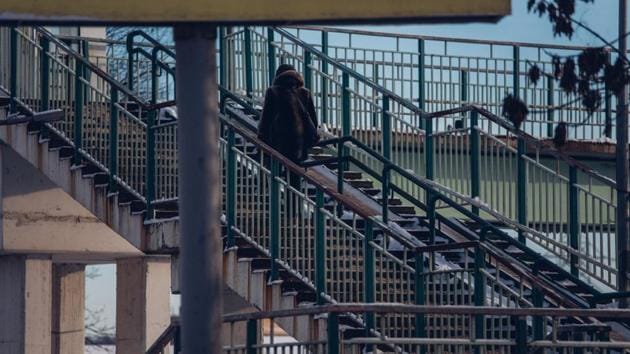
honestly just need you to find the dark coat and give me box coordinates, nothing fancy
[257,70,318,162]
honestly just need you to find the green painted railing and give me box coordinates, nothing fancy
[290,26,618,142]
[149,304,630,354]
[3,26,629,345]
[223,26,619,290]
[1,25,622,291]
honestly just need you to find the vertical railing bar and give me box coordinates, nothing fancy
[569,165,580,277]
[267,28,276,87]
[321,30,329,124]
[364,219,375,338]
[414,250,426,354]
[244,27,253,98]
[327,312,339,354]
[315,188,326,304]
[226,127,236,248]
[40,35,50,111]
[109,87,119,192]
[146,109,156,218]
[470,112,480,216]
[10,26,18,113]
[73,60,84,165]
[270,158,280,281]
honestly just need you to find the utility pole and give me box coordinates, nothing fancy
[175,24,223,352]
[617,0,630,306]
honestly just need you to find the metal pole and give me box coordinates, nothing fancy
[617,0,630,304]
[175,24,222,353]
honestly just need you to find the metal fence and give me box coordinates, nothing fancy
[147,304,630,354]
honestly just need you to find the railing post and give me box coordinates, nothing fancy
[470,110,480,216]
[382,166,390,223]
[269,159,280,281]
[304,50,312,92]
[546,75,555,138]
[126,34,135,91]
[244,27,253,98]
[146,109,156,219]
[514,316,528,354]
[532,266,544,341]
[40,36,50,111]
[473,244,485,354]
[604,52,613,138]
[327,312,339,354]
[151,51,158,104]
[513,45,520,100]
[219,27,226,87]
[267,28,276,87]
[226,128,236,248]
[363,219,375,337]
[414,251,426,354]
[460,69,468,103]
[517,137,527,244]
[174,324,182,354]
[109,87,119,192]
[341,72,350,172]
[428,196,436,245]
[9,26,18,113]
[336,140,344,195]
[73,60,84,165]
[568,165,580,277]
[418,38,425,130]
[382,95,391,160]
[321,30,329,125]
[246,319,258,354]
[315,188,326,304]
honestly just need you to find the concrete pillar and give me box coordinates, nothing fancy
[116,256,171,354]
[0,255,52,354]
[51,263,85,354]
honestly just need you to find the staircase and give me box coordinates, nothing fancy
[1,25,628,353]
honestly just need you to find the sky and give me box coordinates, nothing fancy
[86,0,626,334]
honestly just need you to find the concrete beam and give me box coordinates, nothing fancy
[116,256,171,354]
[52,263,85,354]
[0,255,52,354]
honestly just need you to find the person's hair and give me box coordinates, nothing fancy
[275,64,296,78]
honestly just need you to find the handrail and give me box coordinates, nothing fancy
[271,27,427,118]
[270,27,615,190]
[33,27,152,109]
[291,25,606,52]
[219,105,423,252]
[215,98,598,308]
[221,303,630,322]
[312,135,601,301]
[55,34,176,50]
[429,105,618,188]
[126,30,176,59]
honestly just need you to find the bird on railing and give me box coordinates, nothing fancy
[553,122,568,151]
[501,94,528,131]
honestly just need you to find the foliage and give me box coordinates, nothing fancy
[515,1,627,141]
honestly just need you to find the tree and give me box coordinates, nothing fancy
[502,0,629,147]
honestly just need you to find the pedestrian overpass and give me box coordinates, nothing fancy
[0,25,628,353]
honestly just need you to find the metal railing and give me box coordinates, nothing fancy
[289,26,618,141]
[3,26,630,347]
[1,25,623,292]
[222,26,620,291]
[147,303,630,354]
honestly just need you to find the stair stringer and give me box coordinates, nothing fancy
[0,122,146,250]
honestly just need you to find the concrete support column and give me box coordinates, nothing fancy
[0,255,52,354]
[116,256,171,354]
[52,263,85,354]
